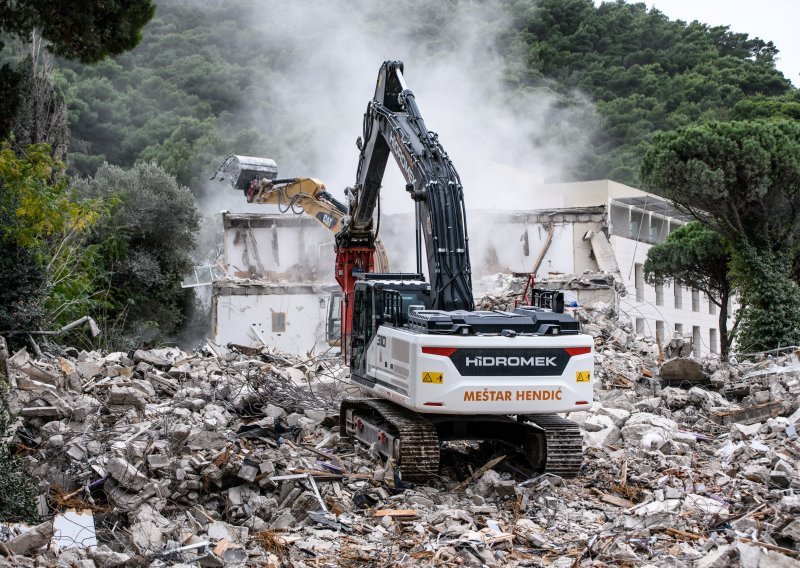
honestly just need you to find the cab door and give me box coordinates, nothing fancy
[349,286,374,384]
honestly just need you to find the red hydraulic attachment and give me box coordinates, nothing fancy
[335,246,375,358]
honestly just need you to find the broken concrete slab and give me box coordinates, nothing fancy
[4,520,54,556]
[106,457,149,492]
[107,386,148,409]
[660,357,707,386]
[711,400,784,426]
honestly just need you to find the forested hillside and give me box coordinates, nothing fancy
[501,0,793,182]
[59,0,795,189]
[59,1,278,190]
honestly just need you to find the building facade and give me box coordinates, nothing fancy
[209,181,729,357]
[211,212,337,354]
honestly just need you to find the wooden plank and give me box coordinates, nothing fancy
[591,488,634,508]
[373,509,417,518]
[453,455,506,492]
[738,537,800,557]
[665,527,702,541]
[601,493,635,508]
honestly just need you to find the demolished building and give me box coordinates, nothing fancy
[212,180,728,357]
[472,179,727,358]
[211,212,338,354]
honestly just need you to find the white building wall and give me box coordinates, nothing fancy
[381,211,603,278]
[213,213,337,356]
[462,212,603,278]
[221,213,335,280]
[611,235,726,356]
[213,286,331,354]
[477,220,577,276]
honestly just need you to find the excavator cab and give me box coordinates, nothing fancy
[348,274,430,379]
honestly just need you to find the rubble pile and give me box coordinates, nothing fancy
[0,309,799,566]
[474,274,525,312]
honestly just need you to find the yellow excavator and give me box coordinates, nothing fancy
[212,155,390,273]
[212,155,390,346]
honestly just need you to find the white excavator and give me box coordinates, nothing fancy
[219,61,594,482]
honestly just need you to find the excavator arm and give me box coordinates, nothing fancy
[213,155,389,273]
[335,61,473,349]
[339,61,473,312]
[246,176,345,234]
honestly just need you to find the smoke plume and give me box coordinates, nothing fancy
[198,0,596,273]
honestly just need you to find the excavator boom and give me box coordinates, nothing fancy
[213,155,389,273]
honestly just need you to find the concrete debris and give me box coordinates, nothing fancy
[0,282,799,566]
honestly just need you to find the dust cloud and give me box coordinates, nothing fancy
[199,0,597,274]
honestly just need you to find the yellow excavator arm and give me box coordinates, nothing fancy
[246,177,391,273]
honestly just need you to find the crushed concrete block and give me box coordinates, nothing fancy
[684,494,729,516]
[584,425,622,449]
[696,545,735,568]
[106,457,148,491]
[596,406,631,427]
[264,403,286,419]
[186,430,227,452]
[621,413,678,449]
[582,414,616,432]
[742,464,770,484]
[711,400,783,426]
[147,454,171,469]
[286,412,303,427]
[5,520,54,555]
[130,520,163,554]
[731,422,762,439]
[753,390,771,403]
[87,546,131,567]
[237,464,258,483]
[303,409,327,423]
[634,397,662,412]
[269,510,295,530]
[661,387,689,409]
[76,361,103,380]
[107,386,147,408]
[660,358,706,385]
[133,349,172,368]
[609,329,629,348]
[207,521,249,544]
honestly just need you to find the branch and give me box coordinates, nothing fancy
[1,316,101,338]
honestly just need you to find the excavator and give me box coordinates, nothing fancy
[220,61,594,482]
[211,155,389,345]
[212,155,390,273]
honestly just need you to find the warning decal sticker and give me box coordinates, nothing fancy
[422,372,443,384]
[576,371,591,383]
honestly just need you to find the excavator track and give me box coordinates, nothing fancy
[340,398,440,483]
[520,414,583,478]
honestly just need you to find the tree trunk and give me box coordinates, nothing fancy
[718,291,730,361]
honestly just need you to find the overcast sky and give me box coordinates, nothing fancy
[642,0,800,86]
